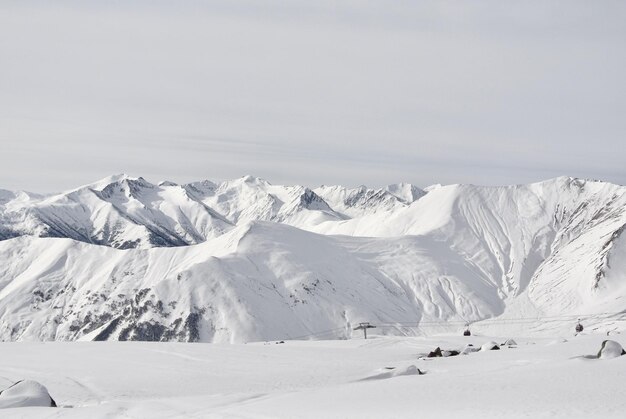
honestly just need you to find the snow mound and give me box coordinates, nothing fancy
[502,339,518,346]
[598,340,626,359]
[481,341,501,351]
[0,380,57,409]
[461,344,479,355]
[363,365,424,380]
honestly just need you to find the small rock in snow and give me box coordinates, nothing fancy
[461,344,479,355]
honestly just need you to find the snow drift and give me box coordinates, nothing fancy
[0,380,56,409]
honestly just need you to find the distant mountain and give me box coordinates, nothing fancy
[0,176,624,342]
[0,174,346,249]
[314,184,417,218]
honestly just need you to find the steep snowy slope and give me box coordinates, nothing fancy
[312,178,626,303]
[0,176,625,342]
[0,223,496,342]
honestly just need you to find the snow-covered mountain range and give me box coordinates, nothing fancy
[0,175,625,342]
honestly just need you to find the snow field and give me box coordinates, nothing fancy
[0,333,624,418]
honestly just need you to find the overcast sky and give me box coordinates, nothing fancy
[1,0,625,192]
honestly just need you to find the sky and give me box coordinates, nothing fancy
[1,0,625,192]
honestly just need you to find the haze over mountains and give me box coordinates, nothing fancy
[0,175,625,342]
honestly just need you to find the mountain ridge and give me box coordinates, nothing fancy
[0,175,625,342]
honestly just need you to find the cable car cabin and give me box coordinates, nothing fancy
[463,329,471,336]
[575,323,584,333]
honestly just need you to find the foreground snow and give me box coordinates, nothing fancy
[0,333,624,418]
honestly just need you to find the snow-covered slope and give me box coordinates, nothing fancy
[2,335,625,418]
[311,178,626,309]
[0,176,625,342]
[0,222,498,342]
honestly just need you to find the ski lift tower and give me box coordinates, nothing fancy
[354,322,376,339]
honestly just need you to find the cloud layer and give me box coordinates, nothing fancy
[1,0,625,191]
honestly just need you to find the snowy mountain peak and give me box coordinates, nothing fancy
[239,174,270,185]
[158,180,179,187]
[98,176,156,200]
[87,173,137,191]
[184,179,218,196]
[314,184,411,218]
[298,188,331,210]
[384,183,426,204]
[1,175,626,342]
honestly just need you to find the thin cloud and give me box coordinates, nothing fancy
[1,1,625,191]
